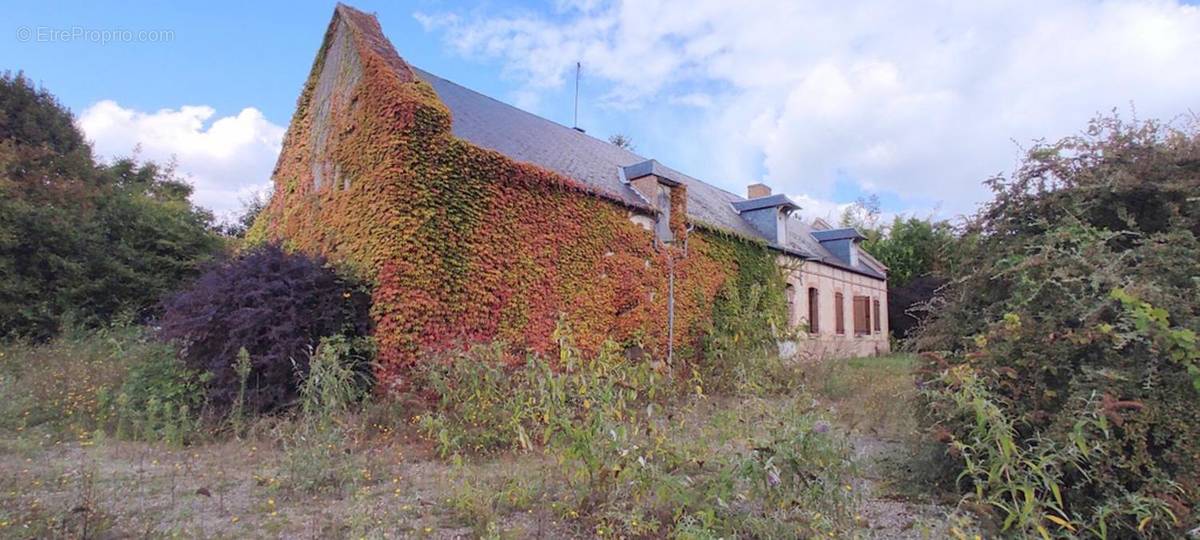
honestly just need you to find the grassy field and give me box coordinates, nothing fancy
[0,333,959,539]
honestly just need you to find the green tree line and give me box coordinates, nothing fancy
[0,72,224,339]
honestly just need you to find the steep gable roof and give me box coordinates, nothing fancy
[330,3,884,281]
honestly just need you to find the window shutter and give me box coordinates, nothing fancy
[807,288,819,334]
[835,292,845,335]
[853,296,869,335]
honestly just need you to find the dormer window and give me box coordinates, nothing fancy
[731,186,800,246]
[624,159,683,244]
[812,228,868,269]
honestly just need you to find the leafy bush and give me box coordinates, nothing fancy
[922,364,1180,539]
[101,341,207,445]
[917,115,1200,537]
[158,244,371,414]
[699,281,801,396]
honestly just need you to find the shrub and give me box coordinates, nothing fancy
[158,244,371,414]
[699,281,800,396]
[917,115,1200,536]
[100,341,207,445]
[921,364,1181,539]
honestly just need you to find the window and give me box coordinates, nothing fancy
[853,296,870,335]
[873,298,881,333]
[834,292,845,335]
[785,285,797,327]
[807,287,820,334]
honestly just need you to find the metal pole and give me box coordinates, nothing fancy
[574,62,581,128]
[667,250,675,366]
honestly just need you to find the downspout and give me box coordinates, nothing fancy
[666,222,693,367]
[667,249,674,366]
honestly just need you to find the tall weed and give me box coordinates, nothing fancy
[0,324,205,445]
[280,335,372,494]
[923,364,1184,538]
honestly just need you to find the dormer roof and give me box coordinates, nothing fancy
[811,228,867,242]
[731,193,801,214]
[622,159,682,186]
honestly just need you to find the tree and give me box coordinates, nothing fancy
[838,194,882,232]
[217,191,269,238]
[0,72,222,339]
[842,193,961,339]
[608,133,635,151]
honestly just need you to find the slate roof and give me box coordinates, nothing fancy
[410,66,884,281]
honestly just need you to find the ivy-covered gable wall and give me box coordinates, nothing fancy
[254,6,785,383]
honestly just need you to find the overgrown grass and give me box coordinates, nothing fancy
[413,323,864,537]
[0,324,203,448]
[0,325,941,537]
[807,353,919,435]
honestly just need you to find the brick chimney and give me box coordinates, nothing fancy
[747,183,771,199]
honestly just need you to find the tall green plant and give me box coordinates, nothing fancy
[281,335,371,493]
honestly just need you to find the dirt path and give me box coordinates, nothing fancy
[809,355,957,539]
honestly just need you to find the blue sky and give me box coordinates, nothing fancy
[3,1,500,124]
[5,1,1199,221]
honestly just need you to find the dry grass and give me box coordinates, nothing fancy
[0,429,585,539]
[806,354,921,438]
[0,330,958,539]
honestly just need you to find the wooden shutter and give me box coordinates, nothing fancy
[853,296,869,335]
[834,292,845,335]
[807,288,819,334]
[873,299,881,332]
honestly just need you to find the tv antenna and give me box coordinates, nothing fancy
[573,61,581,129]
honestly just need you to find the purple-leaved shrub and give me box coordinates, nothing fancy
[158,244,371,414]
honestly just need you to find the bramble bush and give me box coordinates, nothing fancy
[158,244,372,414]
[917,115,1200,537]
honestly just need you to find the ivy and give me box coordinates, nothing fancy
[254,7,785,382]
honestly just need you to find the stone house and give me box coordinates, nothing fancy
[256,5,888,379]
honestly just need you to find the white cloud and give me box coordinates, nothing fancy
[789,193,853,225]
[416,0,1200,217]
[77,100,285,217]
